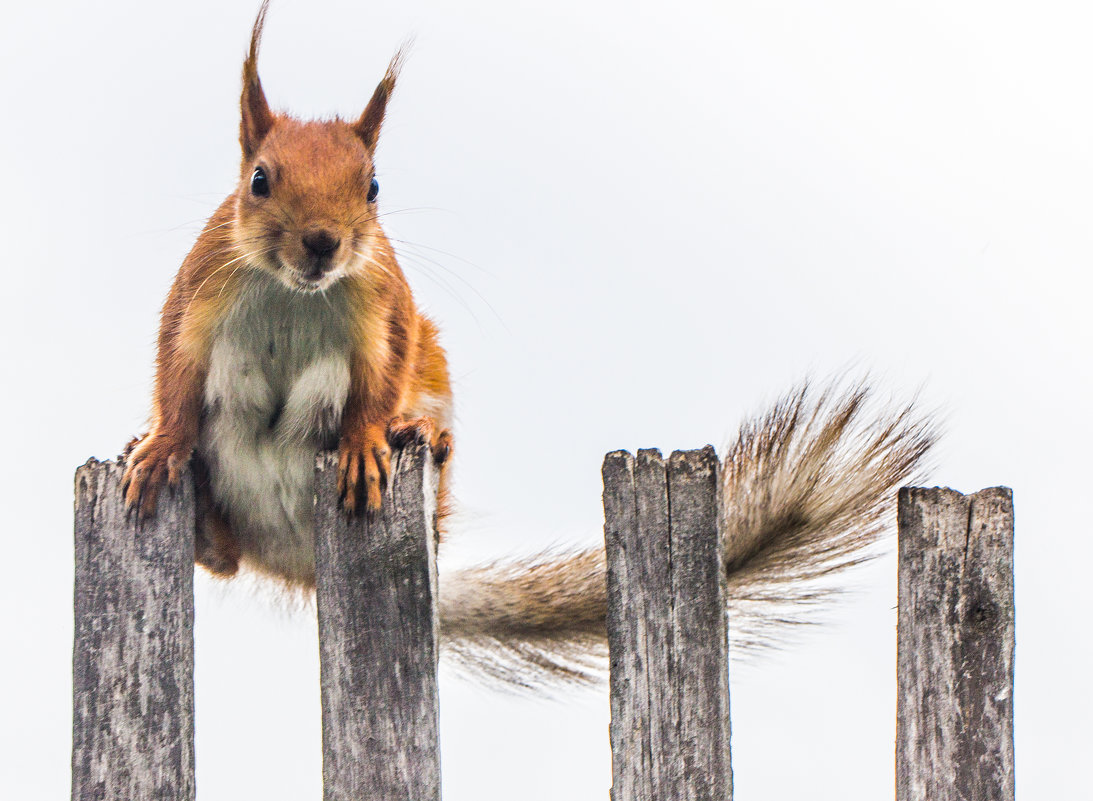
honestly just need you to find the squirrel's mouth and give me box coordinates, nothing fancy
[290,270,342,293]
[277,255,344,293]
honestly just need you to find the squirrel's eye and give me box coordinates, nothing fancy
[367,177,379,203]
[251,167,270,197]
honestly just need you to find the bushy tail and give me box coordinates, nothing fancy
[437,379,937,689]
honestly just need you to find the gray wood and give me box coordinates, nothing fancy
[897,487,1015,801]
[666,448,732,801]
[604,447,732,801]
[314,445,441,801]
[72,459,196,801]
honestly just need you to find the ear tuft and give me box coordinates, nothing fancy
[354,46,408,151]
[240,0,275,160]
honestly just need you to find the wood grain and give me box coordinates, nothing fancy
[72,459,196,801]
[313,445,441,801]
[896,486,1015,801]
[604,447,732,801]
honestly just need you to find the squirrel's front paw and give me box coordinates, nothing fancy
[120,432,192,519]
[386,416,453,465]
[337,423,390,516]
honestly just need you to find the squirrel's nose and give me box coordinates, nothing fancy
[301,230,340,259]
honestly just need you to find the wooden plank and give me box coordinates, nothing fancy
[667,448,732,801]
[604,449,670,801]
[896,487,1015,801]
[313,445,441,801]
[72,458,196,801]
[604,446,732,801]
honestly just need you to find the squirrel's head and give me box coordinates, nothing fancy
[232,2,402,293]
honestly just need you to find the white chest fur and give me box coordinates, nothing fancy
[199,274,354,583]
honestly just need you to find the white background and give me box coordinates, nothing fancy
[2,1,1090,797]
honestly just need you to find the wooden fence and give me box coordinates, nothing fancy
[72,446,1015,800]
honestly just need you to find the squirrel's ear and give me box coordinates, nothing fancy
[353,49,405,151]
[240,1,275,160]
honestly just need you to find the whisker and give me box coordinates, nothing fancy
[182,245,278,321]
[388,246,508,333]
[382,252,488,330]
[253,202,298,229]
[200,219,239,235]
[384,236,496,277]
[157,217,234,235]
[182,251,245,319]
[352,250,398,282]
[215,252,269,305]
[344,205,449,229]
[393,246,505,322]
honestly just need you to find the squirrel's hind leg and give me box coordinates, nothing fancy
[192,457,241,578]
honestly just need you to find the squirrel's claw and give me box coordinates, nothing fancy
[120,433,191,519]
[337,418,451,517]
[386,416,453,466]
[337,424,390,516]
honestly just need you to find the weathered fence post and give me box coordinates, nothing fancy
[603,447,732,801]
[313,445,442,801]
[896,487,1015,801]
[72,459,196,801]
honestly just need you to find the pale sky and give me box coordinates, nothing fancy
[2,1,1090,798]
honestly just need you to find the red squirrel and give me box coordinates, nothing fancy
[122,4,451,585]
[121,4,935,686]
